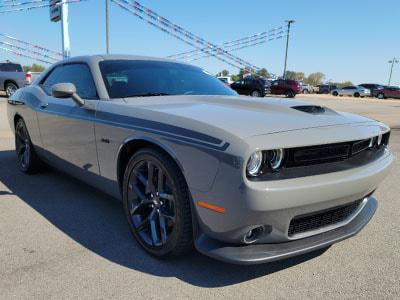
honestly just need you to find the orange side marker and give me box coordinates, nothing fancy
[197,201,226,213]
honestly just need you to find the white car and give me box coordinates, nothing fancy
[331,86,371,98]
[217,76,233,85]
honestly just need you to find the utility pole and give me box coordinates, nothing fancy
[106,0,110,54]
[388,57,398,86]
[283,19,295,79]
[61,0,70,58]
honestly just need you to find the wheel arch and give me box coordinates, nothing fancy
[116,136,186,195]
[4,79,19,90]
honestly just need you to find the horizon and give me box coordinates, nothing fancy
[0,0,399,85]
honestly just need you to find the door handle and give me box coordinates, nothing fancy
[40,103,49,109]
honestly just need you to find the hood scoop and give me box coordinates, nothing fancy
[292,105,326,114]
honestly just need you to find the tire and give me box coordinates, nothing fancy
[250,90,261,97]
[354,92,360,98]
[122,147,193,258]
[5,82,18,98]
[15,118,44,173]
[332,91,338,96]
[377,93,385,99]
[286,90,295,98]
[302,89,309,94]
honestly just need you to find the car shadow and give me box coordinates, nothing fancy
[0,149,328,287]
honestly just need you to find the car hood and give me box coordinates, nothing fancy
[122,95,374,139]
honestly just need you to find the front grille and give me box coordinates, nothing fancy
[288,199,363,236]
[285,132,389,167]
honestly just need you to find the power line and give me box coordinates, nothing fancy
[0,0,88,14]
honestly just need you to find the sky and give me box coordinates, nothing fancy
[0,0,399,85]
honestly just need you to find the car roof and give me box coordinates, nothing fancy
[56,54,193,66]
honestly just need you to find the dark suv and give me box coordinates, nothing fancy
[230,77,266,97]
[270,79,301,98]
[317,84,337,94]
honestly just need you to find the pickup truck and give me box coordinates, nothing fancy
[0,61,40,97]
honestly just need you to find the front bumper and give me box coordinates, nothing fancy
[195,196,377,265]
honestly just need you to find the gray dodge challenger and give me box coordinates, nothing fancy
[7,55,394,264]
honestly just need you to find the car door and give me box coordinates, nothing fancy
[231,80,245,95]
[36,63,100,178]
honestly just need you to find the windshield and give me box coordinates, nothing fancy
[99,60,237,98]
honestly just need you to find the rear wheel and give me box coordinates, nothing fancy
[5,82,18,98]
[332,91,338,96]
[377,93,385,99]
[15,119,44,173]
[286,90,295,98]
[250,90,261,97]
[354,92,360,98]
[123,148,193,258]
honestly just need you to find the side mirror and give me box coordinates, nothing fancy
[52,83,85,106]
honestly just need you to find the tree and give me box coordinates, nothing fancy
[333,81,353,87]
[256,68,269,78]
[284,70,305,81]
[23,64,45,72]
[221,69,229,76]
[304,72,325,86]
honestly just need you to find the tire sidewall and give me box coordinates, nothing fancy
[122,149,190,257]
[6,82,18,98]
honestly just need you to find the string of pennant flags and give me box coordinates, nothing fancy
[111,0,243,70]
[168,26,286,61]
[112,0,260,70]
[0,33,61,64]
[0,0,285,71]
[0,46,53,64]
[0,0,88,14]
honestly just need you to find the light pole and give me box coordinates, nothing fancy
[283,19,295,79]
[388,57,398,86]
[61,0,70,58]
[106,0,110,54]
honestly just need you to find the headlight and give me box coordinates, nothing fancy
[247,151,264,176]
[267,149,284,170]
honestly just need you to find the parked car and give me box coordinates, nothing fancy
[0,61,40,97]
[7,55,394,265]
[372,86,400,99]
[331,86,371,97]
[359,83,384,94]
[269,79,301,98]
[317,84,337,94]
[230,76,266,97]
[300,83,316,94]
[217,76,233,86]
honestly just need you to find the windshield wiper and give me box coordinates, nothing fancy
[125,92,174,98]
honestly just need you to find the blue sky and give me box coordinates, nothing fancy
[1,0,399,85]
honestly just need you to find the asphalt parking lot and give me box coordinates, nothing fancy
[0,94,399,299]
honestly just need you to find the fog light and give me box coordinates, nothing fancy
[243,225,272,244]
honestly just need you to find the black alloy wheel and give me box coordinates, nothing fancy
[123,148,193,257]
[15,119,43,173]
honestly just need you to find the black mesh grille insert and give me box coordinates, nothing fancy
[288,199,363,236]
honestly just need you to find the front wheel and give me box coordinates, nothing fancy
[354,92,360,98]
[250,90,261,97]
[332,91,338,96]
[123,148,193,258]
[15,119,44,173]
[377,93,385,99]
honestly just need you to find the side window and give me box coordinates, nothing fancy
[42,63,98,99]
